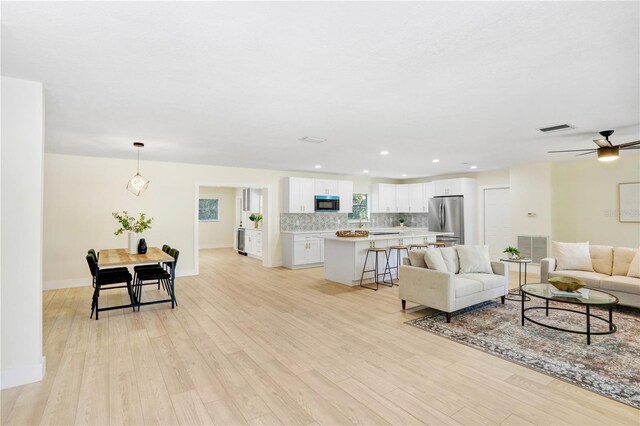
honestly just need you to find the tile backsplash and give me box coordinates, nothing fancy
[280,212,429,232]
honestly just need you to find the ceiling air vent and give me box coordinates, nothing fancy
[538,124,574,133]
[299,136,326,143]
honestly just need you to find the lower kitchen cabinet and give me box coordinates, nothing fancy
[245,229,262,258]
[282,233,325,268]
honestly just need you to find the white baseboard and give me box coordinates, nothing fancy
[1,356,46,389]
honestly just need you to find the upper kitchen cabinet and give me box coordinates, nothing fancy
[338,180,353,214]
[395,184,409,212]
[407,183,424,212]
[283,177,315,213]
[314,179,338,196]
[371,183,397,213]
[432,178,476,197]
[242,188,262,213]
[422,182,434,211]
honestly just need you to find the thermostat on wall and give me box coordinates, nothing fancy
[527,212,536,218]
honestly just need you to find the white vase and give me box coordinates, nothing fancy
[128,232,139,254]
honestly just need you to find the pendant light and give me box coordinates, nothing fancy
[126,142,150,196]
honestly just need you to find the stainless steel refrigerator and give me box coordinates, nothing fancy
[427,196,464,246]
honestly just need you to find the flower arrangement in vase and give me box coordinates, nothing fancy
[112,211,153,254]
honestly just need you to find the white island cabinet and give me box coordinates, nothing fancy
[323,231,452,286]
[282,232,329,269]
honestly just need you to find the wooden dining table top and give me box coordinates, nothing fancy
[98,247,174,267]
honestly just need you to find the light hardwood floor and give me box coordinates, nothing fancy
[2,248,638,425]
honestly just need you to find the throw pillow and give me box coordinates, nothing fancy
[552,241,594,272]
[439,247,460,274]
[613,247,638,276]
[407,250,427,268]
[423,248,448,272]
[456,245,493,274]
[627,250,640,278]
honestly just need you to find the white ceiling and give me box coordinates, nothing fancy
[2,1,639,178]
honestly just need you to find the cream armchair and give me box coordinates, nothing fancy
[399,259,508,322]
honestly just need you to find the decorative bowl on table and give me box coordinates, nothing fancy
[548,276,586,292]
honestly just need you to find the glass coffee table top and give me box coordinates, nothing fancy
[521,283,618,305]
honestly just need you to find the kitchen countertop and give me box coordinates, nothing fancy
[323,230,452,242]
[280,227,429,235]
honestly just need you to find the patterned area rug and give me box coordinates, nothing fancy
[406,299,640,409]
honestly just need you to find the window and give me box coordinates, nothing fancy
[198,198,219,221]
[348,193,368,221]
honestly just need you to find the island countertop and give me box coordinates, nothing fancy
[323,230,452,242]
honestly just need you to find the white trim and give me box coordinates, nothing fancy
[1,356,46,390]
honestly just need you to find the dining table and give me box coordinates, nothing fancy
[98,247,176,309]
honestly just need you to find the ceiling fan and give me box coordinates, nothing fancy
[548,130,640,162]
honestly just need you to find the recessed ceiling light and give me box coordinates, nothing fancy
[314,165,322,169]
[401,174,407,177]
[470,165,478,169]
[299,136,326,143]
[432,159,440,163]
[380,150,389,155]
[363,170,369,173]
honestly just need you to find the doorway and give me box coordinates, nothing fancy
[483,187,511,261]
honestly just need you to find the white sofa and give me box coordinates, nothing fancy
[541,245,640,308]
[399,248,509,322]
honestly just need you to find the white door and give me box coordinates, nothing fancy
[483,188,511,261]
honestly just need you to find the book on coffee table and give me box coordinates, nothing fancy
[551,288,590,298]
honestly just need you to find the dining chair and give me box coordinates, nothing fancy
[133,244,171,289]
[87,249,129,288]
[86,254,134,320]
[134,248,179,308]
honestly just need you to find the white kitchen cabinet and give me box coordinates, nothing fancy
[423,182,434,212]
[245,229,262,258]
[395,185,409,212]
[242,188,262,213]
[433,178,464,196]
[371,183,397,213]
[282,233,324,268]
[407,183,424,212]
[338,180,353,214]
[283,177,315,213]
[314,179,338,196]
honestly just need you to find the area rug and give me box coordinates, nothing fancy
[406,299,640,409]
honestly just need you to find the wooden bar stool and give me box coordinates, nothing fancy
[409,243,430,250]
[428,242,446,248]
[359,248,392,291]
[385,245,409,286]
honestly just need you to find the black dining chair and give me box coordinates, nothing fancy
[134,248,179,309]
[86,254,135,320]
[133,244,171,289]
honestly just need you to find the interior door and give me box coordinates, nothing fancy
[483,187,511,261]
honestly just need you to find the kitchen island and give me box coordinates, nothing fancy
[323,230,452,286]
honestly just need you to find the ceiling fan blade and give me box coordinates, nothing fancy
[593,139,611,148]
[548,148,599,153]
[575,150,598,156]
[621,146,640,150]
[617,140,640,148]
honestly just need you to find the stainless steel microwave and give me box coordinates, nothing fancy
[314,195,340,212]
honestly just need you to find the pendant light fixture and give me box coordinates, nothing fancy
[126,142,150,196]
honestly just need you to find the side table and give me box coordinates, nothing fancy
[501,257,532,301]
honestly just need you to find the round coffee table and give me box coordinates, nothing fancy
[520,283,618,345]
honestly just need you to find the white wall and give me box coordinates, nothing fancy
[198,187,236,249]
[509,162,553,239]
[551,154,640,247]
[1,77,45,389]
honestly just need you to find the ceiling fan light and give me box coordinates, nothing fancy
[597,146,619,162]
[127,173,150,195]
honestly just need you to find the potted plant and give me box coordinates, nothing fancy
[249,213,263,229]
[503,246,521,259]
[398,216,406,228]
[113,211,153,254]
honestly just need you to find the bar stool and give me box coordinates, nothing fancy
[360,248,392,291]
[428,242,446,248]
[385,245,410,286]
[409,243,430,250]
